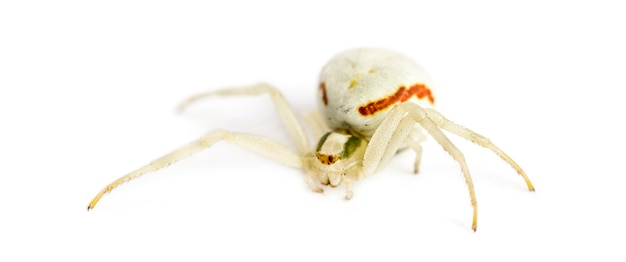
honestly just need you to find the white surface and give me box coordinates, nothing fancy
[1,1,625,261]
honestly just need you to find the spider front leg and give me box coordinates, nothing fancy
[363,103,478,231]
[87,130,302,210]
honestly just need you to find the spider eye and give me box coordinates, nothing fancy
[315,152,339,165]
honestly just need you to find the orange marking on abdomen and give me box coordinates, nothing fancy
[358,83,434,116]
[319,82,328,105]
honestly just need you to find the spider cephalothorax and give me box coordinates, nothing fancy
[305,131,366,192]
[88,48,534,231]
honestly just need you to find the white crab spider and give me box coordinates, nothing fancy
[88,48,534,231]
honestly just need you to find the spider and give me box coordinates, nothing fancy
[87,48,535,231]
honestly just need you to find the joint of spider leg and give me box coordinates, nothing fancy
[469,133,490,145]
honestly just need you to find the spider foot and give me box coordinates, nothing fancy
[311,186,324,193]
[345,191,353,200]
[344,177,353,200]
[413,160,421,174]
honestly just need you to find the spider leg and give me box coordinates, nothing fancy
[303,110,331,140]
[361,112,422,177]
[87,130,301,210]
[363,103,478,231]
[424,108,535,191]
[177,83,311,155]
[375,117,416,173]
[404,137,423,174]
[344,176,353,200]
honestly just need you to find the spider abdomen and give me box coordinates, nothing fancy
[318,48,436,138]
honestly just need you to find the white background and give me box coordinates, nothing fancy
[1,0,625,261]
